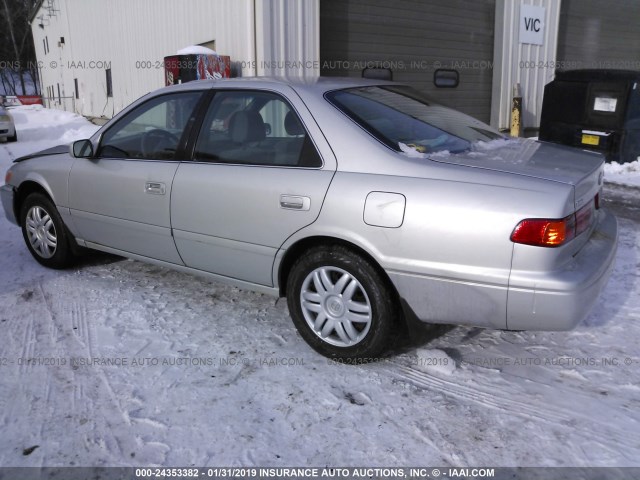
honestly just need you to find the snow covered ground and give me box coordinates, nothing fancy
[0,107,639,468]
[605,160,640,188]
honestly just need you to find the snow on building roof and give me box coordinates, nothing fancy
[176,45,218,55]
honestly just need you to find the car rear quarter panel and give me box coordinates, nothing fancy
[280,161,574,329]
[287,86,590,328]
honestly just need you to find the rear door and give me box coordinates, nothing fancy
[171,88,336,286]
[68,91,202,263]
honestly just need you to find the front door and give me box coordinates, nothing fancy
[68,91,202,263]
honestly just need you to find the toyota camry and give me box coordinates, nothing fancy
[1,77,618,359]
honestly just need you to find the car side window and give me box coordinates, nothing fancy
[194,90,322,167]
[98,92,201,160]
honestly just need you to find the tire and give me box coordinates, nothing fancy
[8,131,17,142]
[286,245,398,360]
[20,193,74,269]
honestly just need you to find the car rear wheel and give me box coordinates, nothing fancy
[8,131,17,142]
[287,245,398,360]
[20,193,74,269]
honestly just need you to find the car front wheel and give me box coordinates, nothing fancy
[20,193,74,269]
[287,245,398,360]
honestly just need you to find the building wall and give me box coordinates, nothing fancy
[256,0,320,76]
[490,0,561,131]
[30,0,640,127]
[31,0,319,118]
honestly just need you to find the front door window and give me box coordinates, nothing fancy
[98,92,202,160]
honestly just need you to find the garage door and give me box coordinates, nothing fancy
[320,0,496,123]
[557,0,640,69]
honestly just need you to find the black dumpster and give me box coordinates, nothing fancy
[539,69,640,164]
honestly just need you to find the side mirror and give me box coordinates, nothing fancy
[71,139,94,158]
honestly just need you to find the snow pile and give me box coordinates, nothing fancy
[427,149,452,159]
[176,45,217,55]
[2,105,100,160]
[473,138,520,151]
[58,126,99,144]
[400,138,520,160]
[604,159,640,188]
[398,142,428,158]
[10,105,99,143]
[413,348,457,376]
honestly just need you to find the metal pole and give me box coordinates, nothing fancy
[510,83,522,137]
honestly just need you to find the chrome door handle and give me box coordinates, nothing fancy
[145,182,166,195]
[280,195,310,211]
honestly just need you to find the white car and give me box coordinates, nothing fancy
[0,106,17,142]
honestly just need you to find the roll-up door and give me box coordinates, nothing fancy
[320,0,496,122]
[557,0,640,69]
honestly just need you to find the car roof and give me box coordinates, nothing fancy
[154,76,399,96]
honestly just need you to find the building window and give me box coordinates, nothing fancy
[74,78,79,99]
[106,69,113,97]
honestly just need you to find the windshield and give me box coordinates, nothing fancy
[326,85,504,154]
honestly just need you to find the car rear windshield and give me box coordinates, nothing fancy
[326,85,503,154]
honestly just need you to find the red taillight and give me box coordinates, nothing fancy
[511,197,596,248]
[511,215,575,247]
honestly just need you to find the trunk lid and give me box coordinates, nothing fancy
[429,138,605,210]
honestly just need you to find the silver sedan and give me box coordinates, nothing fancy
[1,77,618,359]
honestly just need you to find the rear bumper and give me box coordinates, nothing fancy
[507,209,618,330]
[1,184,17,225]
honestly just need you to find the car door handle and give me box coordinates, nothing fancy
[145,182,166,195]
[280,195,310,211]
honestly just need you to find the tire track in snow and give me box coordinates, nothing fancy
[1,143,16,163]
[70,301,89,351]
[43,279,172,464]
[383,360,640,457]
[1,286,63,465]
[387,362,571,423]
[19,312,37,373]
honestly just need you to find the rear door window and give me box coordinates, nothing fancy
[194,90,322,167]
